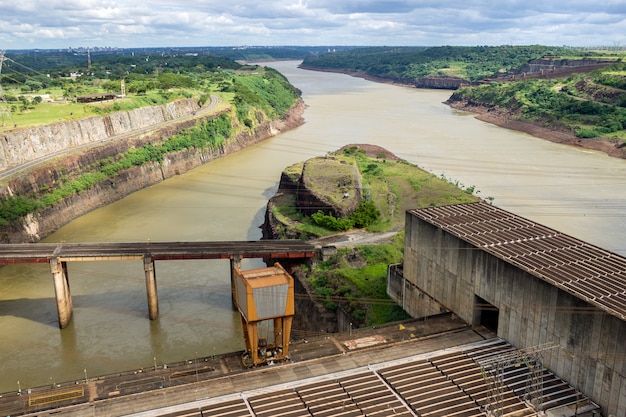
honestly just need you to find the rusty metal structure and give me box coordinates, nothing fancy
[233,262,295,367]
[0,240,315,328]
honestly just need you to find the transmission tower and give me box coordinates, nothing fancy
[0,50,16,128]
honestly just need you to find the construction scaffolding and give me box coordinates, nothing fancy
[478,342,559,417]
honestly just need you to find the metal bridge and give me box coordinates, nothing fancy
[0,240,317,328]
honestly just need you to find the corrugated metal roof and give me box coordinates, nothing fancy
[409,201,626,321]
[191,338,597,417]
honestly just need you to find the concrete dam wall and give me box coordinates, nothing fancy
[0,99,201,171]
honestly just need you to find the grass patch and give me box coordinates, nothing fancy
[3,102,92,129]
[308,233,409,327]
[1,91,195,131]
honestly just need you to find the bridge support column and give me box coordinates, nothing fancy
[230,255,241,309]
[144,256,159,320]
[51,258,72,329]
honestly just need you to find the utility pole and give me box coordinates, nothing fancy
[0,50,15,127]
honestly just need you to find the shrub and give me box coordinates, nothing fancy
[311,211,353,231]
[351,200,380,228]
[0,195,42,226]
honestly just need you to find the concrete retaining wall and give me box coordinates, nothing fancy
[0,99,200,171]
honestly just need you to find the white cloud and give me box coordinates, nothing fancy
[0,0,625,49]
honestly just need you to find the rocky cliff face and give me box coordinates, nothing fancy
[0,99,201,171]
[2,100,305,243]
[262,156,363,240]
[518,58,612,75]
[413,76,468,89]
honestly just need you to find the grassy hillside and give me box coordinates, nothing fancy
[0,66,302,228]
[448,62,626,141]
[0,49,295,131]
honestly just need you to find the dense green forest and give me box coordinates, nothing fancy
[3,46,346,78]
[301,45,600,82]
[448,62,626,139]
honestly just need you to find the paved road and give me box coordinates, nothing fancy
[312,230,398,248]
[0,94,222,181]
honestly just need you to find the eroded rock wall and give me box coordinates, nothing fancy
[0,99,201,171]
[2,100,305,243]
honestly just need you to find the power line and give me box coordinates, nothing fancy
[0,50,16,128]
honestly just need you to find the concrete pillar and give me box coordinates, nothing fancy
[247,322,259,365]
[144,256,159,320]
[51,258,72,329]
[230,255,241,308]
[279,316,293,358]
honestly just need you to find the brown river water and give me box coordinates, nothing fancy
[0,61,625,393]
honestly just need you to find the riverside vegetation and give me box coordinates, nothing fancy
[0,52,302,230]
[301,45,585,82]
[447,63,626,141]
[302,45,626,152]
[267,145,480,327]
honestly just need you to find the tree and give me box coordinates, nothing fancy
[102,80,121,93]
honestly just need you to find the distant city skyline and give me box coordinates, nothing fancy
[1,1,625,50]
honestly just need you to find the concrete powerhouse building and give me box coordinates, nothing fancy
[390,201,625,416]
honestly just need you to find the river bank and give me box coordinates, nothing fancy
[3,99,305,243]
[298,64,467,89]
[300,64,626,160]
[446,100,626,159]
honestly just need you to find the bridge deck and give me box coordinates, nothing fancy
[0,240,317,264]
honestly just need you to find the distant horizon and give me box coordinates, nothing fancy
[5,44,626,53]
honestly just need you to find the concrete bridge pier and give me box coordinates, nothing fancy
[144,256,159,320]
[230,255,241,308]
[51,258,72,329]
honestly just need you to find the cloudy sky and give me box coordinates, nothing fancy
[1,0,626,50]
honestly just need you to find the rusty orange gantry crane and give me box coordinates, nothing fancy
[233,262,295,367]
